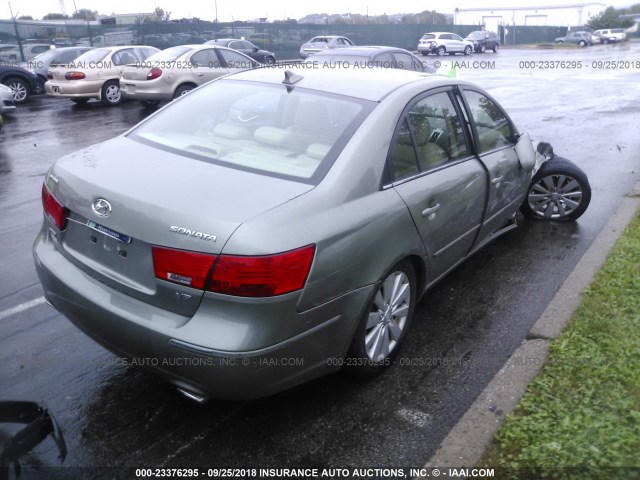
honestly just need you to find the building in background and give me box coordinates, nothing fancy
[453,3,607,32]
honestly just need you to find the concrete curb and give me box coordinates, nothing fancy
[420,181,640,471]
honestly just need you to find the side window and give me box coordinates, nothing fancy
[408,92,469,170]
[218,49,254,69]
[191,49,220,68]
[371,52,393,68]
[452,34,463,41]
[388,91,469,181]
[394,52,422,71]
[464,90,516,154]
[33,45,50,54]
[389,118,420,181]
[344,38,354,46]
[112,48,135,65]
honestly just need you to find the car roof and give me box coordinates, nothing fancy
[225,66,452,102]
[312,46,414,56]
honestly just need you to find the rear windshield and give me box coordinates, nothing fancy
[129,80,373,184]
[145,46,192,62]
[310,37,329,43]
[421,34,436,40]
[73,48,109,63]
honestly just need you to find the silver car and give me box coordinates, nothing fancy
[300,35,355,59]
[34,67,590,401]
[0,83,16,114]
[418,32,474,56]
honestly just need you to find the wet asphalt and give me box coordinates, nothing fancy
[1,43,639,476]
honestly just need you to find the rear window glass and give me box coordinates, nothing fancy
[146,46,192,62]
[129,80,373,184]
[310,37,329,43]
[73,48,109,63]
[421,34,436,40]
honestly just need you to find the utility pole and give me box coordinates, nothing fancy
[215,0,218,22]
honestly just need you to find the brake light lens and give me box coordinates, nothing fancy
[152,246,217,290]
[47,71,53,80]
[147,67,162,80]
[42,183,69,230]
[209,245,315,297]
[65,71,86,80]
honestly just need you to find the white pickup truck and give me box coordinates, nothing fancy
[593,28,626,44]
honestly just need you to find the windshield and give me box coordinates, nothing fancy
[73,48,109,63]
[129,79,373,183]
[31,48,60,62]
[146,46,192,62]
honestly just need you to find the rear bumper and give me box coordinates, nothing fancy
[45,80,103,99]
[33,228,373,400]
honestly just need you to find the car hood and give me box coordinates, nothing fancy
[48,136,314,254]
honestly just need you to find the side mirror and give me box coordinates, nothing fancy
[515,132,536,172]
[252,47,259,52]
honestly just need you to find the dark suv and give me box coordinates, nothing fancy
[465,31,500,53]
[205,39,276,64]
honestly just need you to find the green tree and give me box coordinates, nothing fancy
[71,9,98,20]
[42,13,69,20]
[154,7,172,22]
[587,6,634,29]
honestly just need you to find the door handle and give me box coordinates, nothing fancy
[421,203,441,217]
[491,175,503,185]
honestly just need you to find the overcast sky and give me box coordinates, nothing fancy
[3,0,635,22]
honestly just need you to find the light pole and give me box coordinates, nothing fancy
[215,0,218,22]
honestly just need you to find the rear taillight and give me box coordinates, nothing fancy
[152,246,217,290]
[65,71,85,80]
[209,245,315,297]
[42,183,69,230]
[47,71,53,80]
[147,68,162,80]
[151,244,315,296]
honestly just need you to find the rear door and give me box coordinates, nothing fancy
[389,88,487,283]
[458,88,530,244]
[188,48,228,85]
[217,48,256,73]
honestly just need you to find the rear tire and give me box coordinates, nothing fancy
[464,45,472,55]
[101,80,122,106]
[480,44,486,53]
[521,157,591,222]
[493,43,499,53]
[3,77,29,104]
[579,40,587,47]
[346,260,416,377]
[173,84,196,99]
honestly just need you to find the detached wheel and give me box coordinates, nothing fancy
[521,157,591,221]
[346,261,416,376]
[437,46,446,56]
[464,45,472,55]
[4,77,29,104]
[101,80,122,106]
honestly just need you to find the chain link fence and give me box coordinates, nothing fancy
[0,19,634,63]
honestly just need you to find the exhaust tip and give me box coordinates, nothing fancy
[177,387,209,404]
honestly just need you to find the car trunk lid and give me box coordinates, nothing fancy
[47,136,313,315]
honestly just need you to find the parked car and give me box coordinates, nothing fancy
[418,32,474,56]
[20,46,92,84]
[311,46,436,73]
[205,38,276,65]
[34,67,591,401]
[0,64,43,104]
[121,45,258,107]
[591,33,602,44]
[592,28,626,43]
[554,31,592,46]
[464,31,500,53]
[300,35,355,59]
[45,46,159,106]
[0,83,16,113]
[0,43,53,62]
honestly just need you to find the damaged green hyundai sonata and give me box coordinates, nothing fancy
[33,66,590,401]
